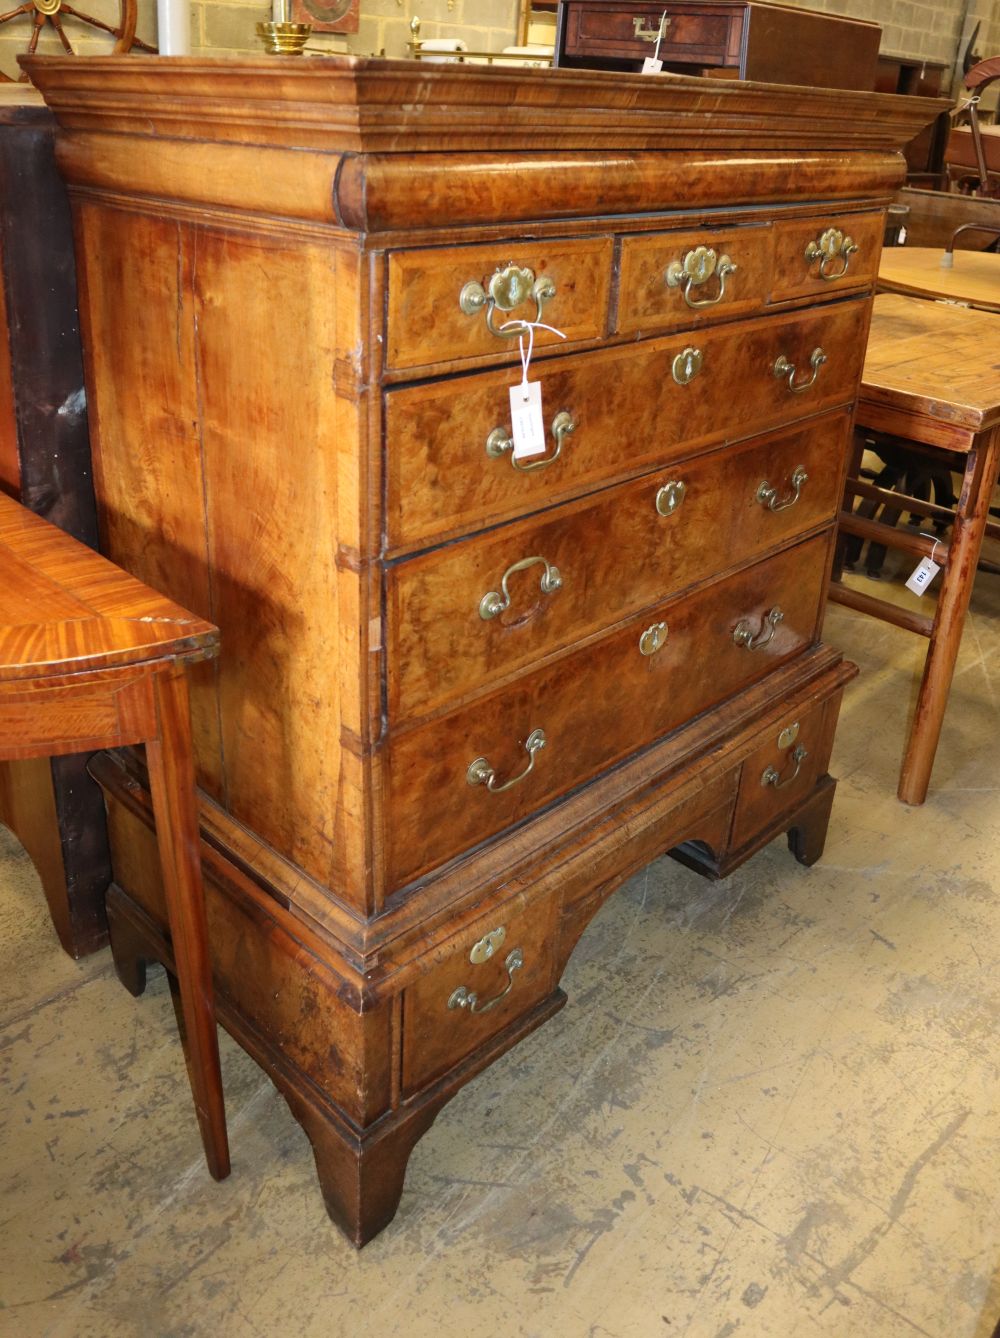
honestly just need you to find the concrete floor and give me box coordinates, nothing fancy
[3,551,1000,1338]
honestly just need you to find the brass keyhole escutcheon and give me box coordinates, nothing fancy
[655,479,687,517]
[671,346,703,386]
[469,926,506,965]
[777,722,800,750]
[639,621,668,656]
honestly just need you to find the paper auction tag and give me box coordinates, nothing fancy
[640,11,668,74]
[905,555,940,596]
[509,379,547,459]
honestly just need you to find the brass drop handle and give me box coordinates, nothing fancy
[761,744,808,789]
[479,555,562,621]
[655,479,687,517]
[633,11,669,40]
[467,728,546,794]
[756,465,808,512]
[486,409,575,472]
[804,227,859,281]
[773,347,826,394]
[448,948,524,1014]
[460,261,557,338]
[671,346,704,386]
[733,606,784,650]
[665,246,738,309]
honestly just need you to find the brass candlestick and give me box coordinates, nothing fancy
[256,21,313,53]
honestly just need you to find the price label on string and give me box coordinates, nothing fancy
[905,535,943,596]
[502,317,567,460]
[509,380,546,459]
[641,10,668,73]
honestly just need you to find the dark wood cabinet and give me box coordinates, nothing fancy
[0,88,109,959]
[875,55,950,183]
[555,0,881,90]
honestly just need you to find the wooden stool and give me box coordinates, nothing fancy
[0,491,229,1180]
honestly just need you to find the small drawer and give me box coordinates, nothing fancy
[385,298,868,550]
[730,693,841,851]
[401,895,558,1095]
[386,409,851,722]
[563,3,741,66]
[771,211,884,302]
[617,224,773,336]
[385,238,613,374]
[382,531,832,890]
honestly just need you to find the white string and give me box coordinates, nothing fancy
[919,531,944,565]
[654,9,667,60]
[498,317,567,389]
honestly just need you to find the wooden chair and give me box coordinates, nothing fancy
[0,491,229,1180]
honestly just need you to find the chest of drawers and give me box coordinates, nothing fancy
[26,55,942,1246]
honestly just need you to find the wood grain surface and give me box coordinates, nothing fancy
[23,55,947,155]
[388,410,851,721]
[386,298,868,550]
[0,493,216,679]
[877,246,1000,312]
[859,293,1000,438]
[384,531,832,890]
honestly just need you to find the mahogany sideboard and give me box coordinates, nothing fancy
[25,56,942,1245]
[0,85,110,958]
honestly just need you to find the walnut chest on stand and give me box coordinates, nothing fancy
[24,56,941,1246]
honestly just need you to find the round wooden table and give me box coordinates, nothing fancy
[878,246,1000,312]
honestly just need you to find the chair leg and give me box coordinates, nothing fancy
[146,662,230,1181]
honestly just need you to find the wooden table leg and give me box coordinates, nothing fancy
[898,425,1000,805]
[146,662,230,1180]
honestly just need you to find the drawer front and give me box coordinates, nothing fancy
[564,3,741,65]
[771,211,884,302]
[386,298,869,550]
[385,238,613,373]
[617,224,773,336]
[388,409,851,721]
[383,531,832,890]
[401,894,557,1095]
[730,691,841,850]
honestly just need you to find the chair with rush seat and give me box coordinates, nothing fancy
[0,491,229,1180]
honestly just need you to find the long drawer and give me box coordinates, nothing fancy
[385,298,868,550]
[387,409,851,721]
[382,530,832,889]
